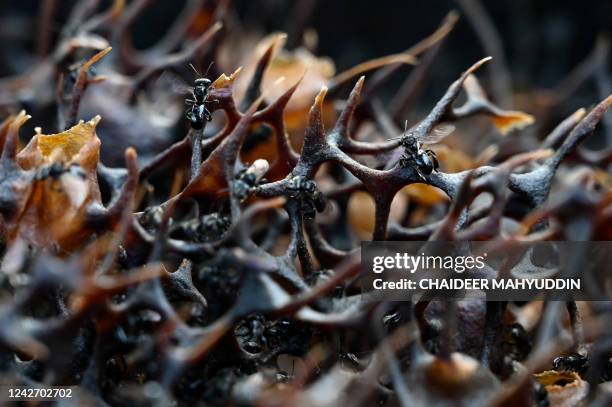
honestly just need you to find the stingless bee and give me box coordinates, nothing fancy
[286,175,326,219]
[391,120,455,180]
[156,62,218,129]
[184,63,218,129]
[553,354,590,375]
[179,212,231,243]
[234,159,270,202]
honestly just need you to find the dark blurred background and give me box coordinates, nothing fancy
[0,0,610,128]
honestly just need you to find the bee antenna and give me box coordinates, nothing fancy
[389,119,409,141]
[189,63,201,77]
[204,61,214,78]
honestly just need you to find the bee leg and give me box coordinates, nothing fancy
[411,161,427,181]
[426,150,439,171]
[416,169,427,181]
[203,107,213,122]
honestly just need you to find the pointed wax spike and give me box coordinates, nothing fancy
[414,58,495,138]
[334,76,365,136]
[313,86,328,113]
[124,147,139,174]
[1,111,30,161]
[212,67,243,89]
[265,33,287,60]
[465,56,493,76]
[259,76,303,115]
[301,86,329,153]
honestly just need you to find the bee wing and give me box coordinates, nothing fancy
[153,70,193,96]
[419,124,455,144]
[139,71,187,123]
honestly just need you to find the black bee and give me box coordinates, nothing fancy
[286,175,326,218]
[233,159,269,202]
[553,353,590,375]
[139,205,167,234]
[184,63,218,129]
[501,323,532,362]
[178,213,231,243]
[158,63,217,130]
[392,120,455,180]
